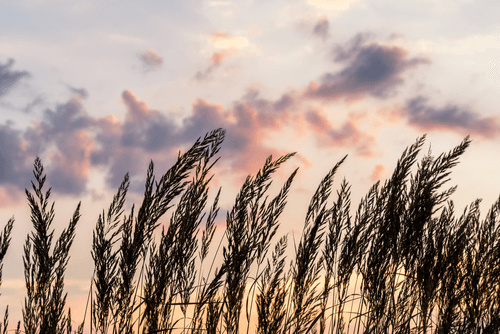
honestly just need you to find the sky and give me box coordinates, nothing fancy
[1,0,500,328]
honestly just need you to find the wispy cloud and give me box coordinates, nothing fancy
[194,50,235,82]
[209,32,250,50]
[0,59,30,98]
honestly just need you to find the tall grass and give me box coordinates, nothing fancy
[1,128,499,333]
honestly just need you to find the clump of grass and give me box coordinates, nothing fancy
[1,128,499,334]
[22,157,81,334]
[0,216,14,334]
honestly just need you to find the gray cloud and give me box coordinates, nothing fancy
[24,91,96,196]
[138,49,163,72]
[331,32,373,62]
[404,96,500,138]
[312,17,330,41]
[119,90,178,151]
[306,33,431,101]
[0,59,30,98]
[0,125,32,190]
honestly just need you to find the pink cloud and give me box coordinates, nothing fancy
[0,186,24,208]
[371,164,386,182]
[138,49,163,72]
[194,50,236,82]
[47,130,94,195]
[299,108,377,156]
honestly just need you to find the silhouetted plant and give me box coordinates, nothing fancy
[0,217,14,334]
[22,157,81,334]
[1,129,499,334]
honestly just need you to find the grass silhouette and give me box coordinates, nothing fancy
[1,128,499,333]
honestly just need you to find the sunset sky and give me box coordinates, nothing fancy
[1,0,500,326]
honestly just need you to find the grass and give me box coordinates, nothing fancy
[1,128,499,333]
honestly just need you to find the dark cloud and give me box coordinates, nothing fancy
[0,125,32,189]
[312,17,330,41]
[41,95,92,138]
[404,96,500,138]
[138,49,163,72]
[0,59,30,98]
[331,32,373,62]
[23,92,96,195]
[305,34,431,101]
[120,90,178,151]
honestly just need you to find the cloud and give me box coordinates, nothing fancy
[179,92,288,175]
[23,90,97,195]
[103,87,378,183]
[37,91,93,140]
[0,62,387,205]
[307,0,359,11]
[90,89,292,188]
[371,164,386,182]
[0,124,32,190]
[209,32,250,50]
[0,96,44,114]
[68,86,89,98]
[138,49,163,72]
[120,90,178,151]
[0,59,30,98]
[0,187,24,208]
[89,90,181,189]
[194,31,254,82]
[210,50,232,66]
[305,33,431,101]
[194,50,235,82]
[301,108,376,156]
[46,130,94,195]
[312,16,330,41]
[403,96,500,138]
